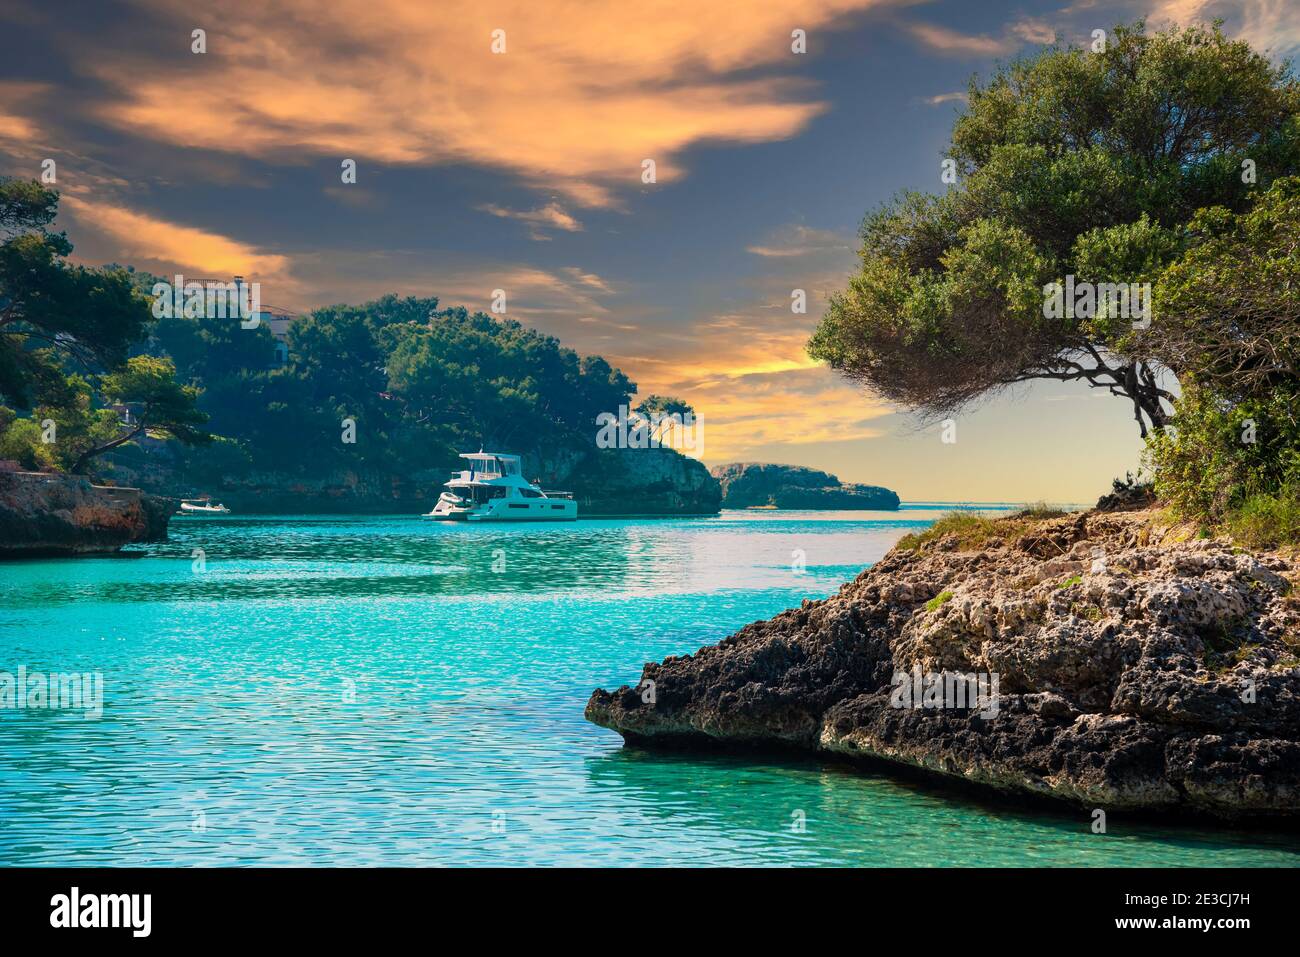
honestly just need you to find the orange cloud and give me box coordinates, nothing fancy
[61,196,291,279]
[274,249,619,324]
[1150,0,1300,57]
[600,223,883,460]
[88,0,903,206]
[616,356,893,461]
[479,201,583,240]
[746,224,852,258]
[0,81,51,150]
[902,20,1018,56]
[0,112,37,142]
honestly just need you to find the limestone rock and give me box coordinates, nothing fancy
[587,508,1300,818]
[0,471,176,556]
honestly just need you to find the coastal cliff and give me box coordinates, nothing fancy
[587,505,1300,818]
[140,446,722,516]
[711,462,899,510]
[0,471,176,556]
[575,448,720,516]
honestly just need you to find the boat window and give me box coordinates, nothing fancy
[520,488,543,498]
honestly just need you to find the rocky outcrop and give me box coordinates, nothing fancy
[571,447,721,516]
[587,508,1300,818]
[711,462,899,510]
[0,471,176,556]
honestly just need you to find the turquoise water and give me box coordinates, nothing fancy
[1,506,1297,866]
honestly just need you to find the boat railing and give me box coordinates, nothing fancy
[543,490,574,499]
[451,469,502,481]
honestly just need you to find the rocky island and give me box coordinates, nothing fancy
[587,502,1300,818]
[711,462,899,510]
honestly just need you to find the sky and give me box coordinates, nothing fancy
[1,0,1297,502]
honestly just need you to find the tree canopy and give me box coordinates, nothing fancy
[0,179,153,408]
[0,179,212,476]
[70,356,210,473]
[145,292,638,486]
[808,21,1300,437]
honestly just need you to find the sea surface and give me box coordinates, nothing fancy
[1,505,1297,866]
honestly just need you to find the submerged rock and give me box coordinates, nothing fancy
[0,471,176,557]
[711,462,899,510]
[586,508,1300,818]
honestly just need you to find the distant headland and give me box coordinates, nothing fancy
[710,462,899,511]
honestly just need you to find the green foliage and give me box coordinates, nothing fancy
[1074,603,1103,621]
[925,590,954,612]
[896,511,1010,551]
[0,407,56,470]
[1146,385,1300,522]
[895,506,1076,554]
[1222,492,1300,549]
[1141,176,1300,398]
[0,178,57,235]
[1009,502,1068,520]
[950,22,1300,222]
[173,436,254,488]
[0,178,154,408]
[634,394,694,441]
[148,294,637,485]
[69,356,210,473]
[102,356,209,441]
[0,182,212,480]
[634,394,693,419]
[809,21,1299,436]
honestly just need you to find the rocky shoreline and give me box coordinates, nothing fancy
[0,471,175,557]
[587,505,1300,819]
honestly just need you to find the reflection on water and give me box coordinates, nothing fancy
[0,507,1296,866]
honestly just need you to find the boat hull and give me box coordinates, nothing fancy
[426,496,577,522]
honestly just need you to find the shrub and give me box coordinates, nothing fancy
[1145,384,1300,523]
[0,408,57,471]
[1223,492,1300,549]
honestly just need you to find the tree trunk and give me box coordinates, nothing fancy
[71,424,145,475]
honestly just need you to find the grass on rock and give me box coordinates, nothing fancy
[896,504,1070,553]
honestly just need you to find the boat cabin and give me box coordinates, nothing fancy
[453,452,522,482]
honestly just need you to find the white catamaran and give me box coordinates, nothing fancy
[426,452,577,522]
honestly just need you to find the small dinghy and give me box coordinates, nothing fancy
[178,498,231,515]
